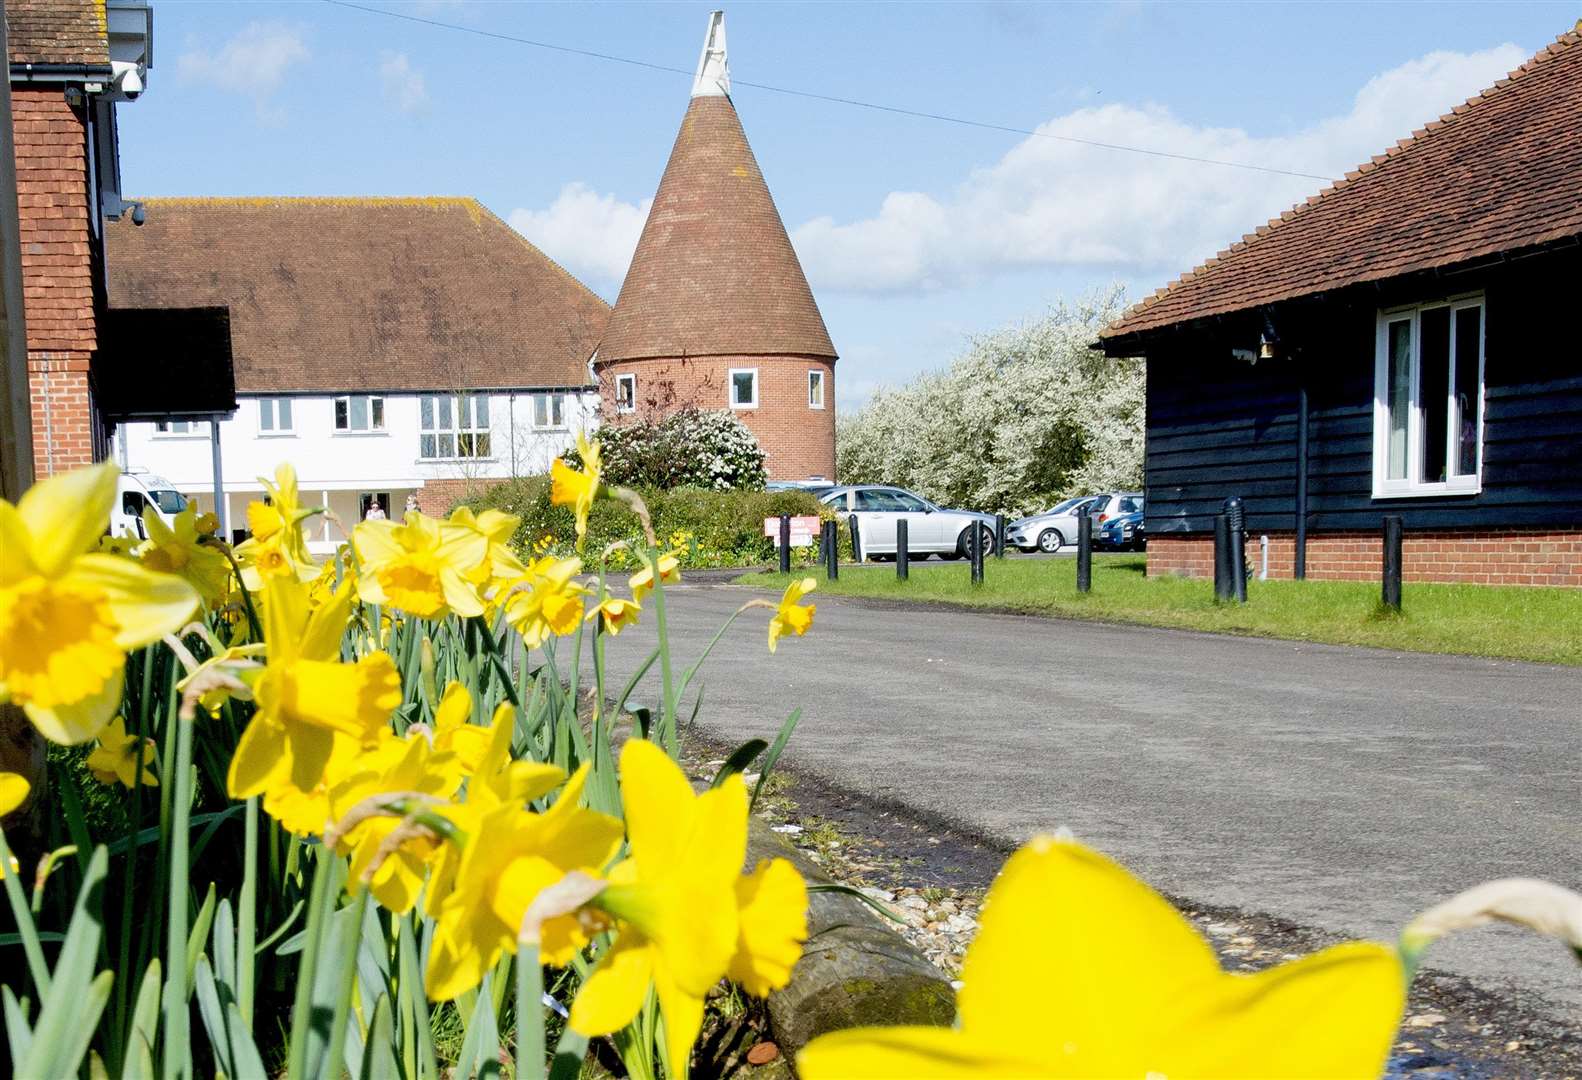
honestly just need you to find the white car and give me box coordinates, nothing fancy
[1006,495,1101,553]
[110,471,189,540]
[819,484,996,561]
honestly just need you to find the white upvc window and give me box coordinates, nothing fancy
[615,374,636,414]
[257,397,294,434]
[1372,295,1484,498]
[154,420,208,436]
[533,392,567,430]
[729,368,758,409]
[808,369,825,409]
[420,394,492,459]
[334,395,385,432]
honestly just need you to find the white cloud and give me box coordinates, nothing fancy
[176,22,309,120]
[379,51,428,114]
[508,183,653,287]
[791,45,1528,294]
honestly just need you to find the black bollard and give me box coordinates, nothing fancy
[970,523,985,585]
[1213,514,1233,601]
[849,514,862,564]
[823,519,839,580]
[778,513,791,574]
[896,518,909,580]
[1224,496,1248,603]
[994,514,1007,558]
[1382,515,1403,612]
[1076,515,1092,593]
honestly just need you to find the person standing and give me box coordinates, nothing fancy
[364,498,386,521]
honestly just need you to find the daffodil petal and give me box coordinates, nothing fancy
[0,772,32,817]
[438,566,485,619]
[69,555,200,649]
[655,964,707,1080]
[228,717,287,799]
[568,932,654,1036]
[798,1028,1043,1079]
[24,664,124,745]
[0,501,38,585]
[17,461,118,575]
[619,739,695,873]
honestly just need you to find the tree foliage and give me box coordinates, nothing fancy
[836,288,1143,514]
[579,407,768,491]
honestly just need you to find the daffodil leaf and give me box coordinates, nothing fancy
[1,984,32,1066]
[712,739,768,789]
[751,707,801,813]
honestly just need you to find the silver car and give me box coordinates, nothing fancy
[1006,495,1101,553]
[819,485,997,561]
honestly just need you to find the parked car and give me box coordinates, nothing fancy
[109,471,188,540]
[1095,508,1146,551]
[1006,495,1101,553]
[1086,492,1144,529]
[765,480,836,498]
[818,485,997,560]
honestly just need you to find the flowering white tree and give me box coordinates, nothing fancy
[837,288,1143,515]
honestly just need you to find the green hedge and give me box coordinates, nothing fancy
[452,476,843,569]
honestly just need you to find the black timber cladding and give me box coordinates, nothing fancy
[1140,251,1582,536]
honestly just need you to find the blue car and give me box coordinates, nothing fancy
[1095,509,1146,551]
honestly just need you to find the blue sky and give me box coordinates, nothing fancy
[122,1,1577,406]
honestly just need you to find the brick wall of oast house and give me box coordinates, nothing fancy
[1148,529,1582,587]
[12,86,100,476]
[596,355,837,481]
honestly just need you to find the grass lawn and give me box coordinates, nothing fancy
[737,555,1582,666]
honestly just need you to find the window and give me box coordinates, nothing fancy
[154,419,209,436]
[729,368,758,409]
[419,394,492,459]
[808,370,825,409]
[615,374,636,414]
[334,395,385,432]
[1373,296,1484,497]
[258,397,294,434]
[532,393,566,430]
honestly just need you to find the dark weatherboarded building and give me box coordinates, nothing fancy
[1099,26,1582,587]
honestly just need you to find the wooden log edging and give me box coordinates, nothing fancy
[746,819,957,1056]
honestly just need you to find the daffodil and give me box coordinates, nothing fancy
[0,771,30,817]
[227,574,402,835]
[550,432,602,549]
[729,857,808,996]
[174,642,266,716]
[429,681,492,774]
[85,716,159,788]
[500,556,587,649]
[425,764,624,1001]
[138,504,232,608]
[234,464,319,589]
[628,550,682,605]
[354,511,487,620]
[0,462,200,744]
[447,507,527,585]
[767,577,816,653]
[585,595,641,635]
[798,836,1404,1079]
[569,740,750,1073]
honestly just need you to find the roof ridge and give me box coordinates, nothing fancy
[1107,25,1582,330]
[136,195,484,211]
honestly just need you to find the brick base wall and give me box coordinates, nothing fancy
[1148,529,1582,587]
[28,354,95,475]
[415,477,490,516]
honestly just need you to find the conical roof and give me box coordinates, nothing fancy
[598,92,837,363]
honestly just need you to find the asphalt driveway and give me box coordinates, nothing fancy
[606,581,1582,1020]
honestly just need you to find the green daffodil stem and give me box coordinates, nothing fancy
[648,551,678,757]
[515,943,546,1080]
[323,887,369,1080]
[238,795,258,1028]
[162,706,195,1080]
[286,847,338,1080]
[470,615,522,708]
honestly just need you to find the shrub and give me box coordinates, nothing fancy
[571,407,768,491]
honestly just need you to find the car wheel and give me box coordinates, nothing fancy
[1037,529,1065,553]
[957,525,994,559]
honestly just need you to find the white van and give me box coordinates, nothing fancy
[110,471,188,540]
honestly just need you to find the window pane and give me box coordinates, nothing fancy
[259,399,273,431]
[809,371,823,407]
[335,398,349,429]
[1420,307,1450,484]
[476,433,491,457]
[279,399,292,430]
[439,433,455,458]
[420,396,434,429]
[1453,307,1481,477]
[1386,320,1411,481]
[458,433,474,457]
[350,396,369,430]
[534,395,548,427]
[617,377,634,410]
[732,371,755,405]
[473,395,489,427]
[420,433,436,459]
[437,396,452,429]
[371,398,384,429]
[550,395,564,427]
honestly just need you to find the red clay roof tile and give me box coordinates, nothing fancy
[6,0,109,67]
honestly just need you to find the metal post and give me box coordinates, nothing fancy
[209,418,227,536]
[848,514,862,564]
[1382,515,1403,612]
[896,518,909,580]
[778,513,791,574]
[994,514,1006,558]
[824,519,839,580]
[970,523,984,585]
[1213,514,1232,601]
[1294,384,1309,580]
[1231,530,1247,603]
[1076,515,1092,593]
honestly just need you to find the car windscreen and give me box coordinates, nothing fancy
[1043,497,1083,515]
[151,489,188,514]
[1087,495,1112,513]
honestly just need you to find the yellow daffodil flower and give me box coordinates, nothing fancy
[569,740,750,1073]
[328,733,464,914]
[174,642,267,716]
[234,464,319,589]
[194,511,221,536]
[138,504,233,608]
[0,771,30,817]
[767,577,816,653]
[550,431,602,550]
[85,715,159,788]
[354,511,488,620]
[428,681,492,775]
[585,595,641,636]
[425,764,624,1001]
[0,462,200,744]
[500,556,587,649]
[798,836,1404,1079]
[447,507,528,585]
[306,555,349,609]
[628,549,682,605]
[227,574,401,835]
[728,857,808,996]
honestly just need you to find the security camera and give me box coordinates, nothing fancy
[131,204,146,226]
[111,60,145,101]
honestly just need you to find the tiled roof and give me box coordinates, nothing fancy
[598,95,836,363]
[1102,26,1582,343]
[6,0,109,68]
[106,197,609,394]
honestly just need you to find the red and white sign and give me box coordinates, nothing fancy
[763,515,821,548]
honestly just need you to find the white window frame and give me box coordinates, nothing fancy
[728,367,759,410]
[1371,293,1485,499]
[807,369,825,410]
[257,397,295,436]
[532,392,567,431]
[615,374,636,415]
[153,420,208,437]
[334,395,386,433]
[419,393,493,460]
